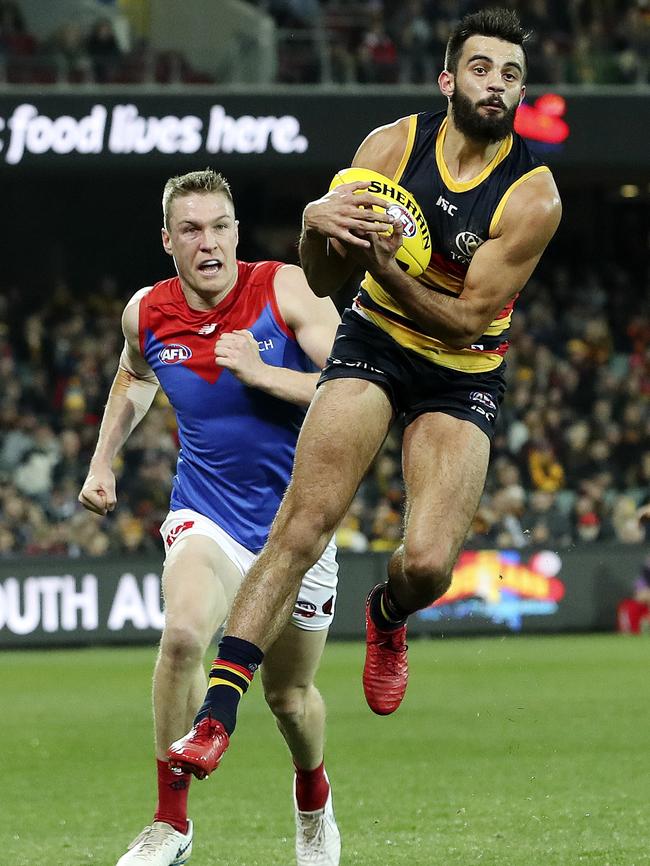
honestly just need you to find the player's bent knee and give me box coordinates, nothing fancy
[264,685,308,728]
[159,622,209,668]
[402,551,453,604]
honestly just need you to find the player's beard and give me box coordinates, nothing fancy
[451,86,517,144]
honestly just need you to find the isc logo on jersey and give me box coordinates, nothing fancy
[159,344,192,364]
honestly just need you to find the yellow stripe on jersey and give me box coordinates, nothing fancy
[489,165,552,235]
[208,677,244,695]
[436,118,513,193]
[366,265,462,299]
[355,299,506,373]
[485,310,513,336]
[361,271,510,371]
[363,270,460,314]
[419,263,463,296]
[362,274,411,319]
[393,115,418,183]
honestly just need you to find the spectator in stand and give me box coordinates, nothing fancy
[617,556,650,634]
[616,1,650,84]
[526,436,566,493]
[48,21,93,83]
[610,494,645,543]
[522,490,573,547]
[390,0,435,84]
[368,501,402,552]
[86,16,122,82]
[490,484,528,549]
[357,6,397,83]
[0,1,36,62]
[335,501,370,552]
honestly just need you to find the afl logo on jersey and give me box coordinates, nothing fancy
[386,204,417,239]
[159,344,192,364]
[455,231,484,260]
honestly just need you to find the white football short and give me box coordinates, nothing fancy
[160,508,338,632]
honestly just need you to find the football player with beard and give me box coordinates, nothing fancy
[169,7,562,779]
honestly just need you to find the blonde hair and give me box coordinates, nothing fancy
[162,169,234,228]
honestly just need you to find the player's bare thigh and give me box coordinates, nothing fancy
[275,377,394,533]
[162,534,244,648]
[401,411,490,580]
[261,623,328,696]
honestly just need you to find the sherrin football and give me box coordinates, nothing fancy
[328,167,432,277]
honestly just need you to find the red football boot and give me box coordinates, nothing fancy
[363,586,408,715]
[167,717,230,780]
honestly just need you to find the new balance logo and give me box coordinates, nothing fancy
[198,323,217,335]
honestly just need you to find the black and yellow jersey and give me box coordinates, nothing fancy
[354,110,550,373]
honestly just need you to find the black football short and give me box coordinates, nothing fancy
[318,308,506,439]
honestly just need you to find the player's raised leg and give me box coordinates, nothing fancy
[263,624,340,866]
[168,377,394,775]
[364,412,490,714]
[117,533,242,866]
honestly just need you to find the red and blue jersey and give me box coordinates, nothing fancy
[139,261,315,552]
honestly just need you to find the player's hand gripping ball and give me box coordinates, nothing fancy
[329,167,432,277]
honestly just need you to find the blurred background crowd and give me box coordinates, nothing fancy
[1,245,648,558]
[1,0,648,86]
[0,0,648,560]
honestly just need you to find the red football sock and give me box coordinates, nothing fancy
[294,761,330,812]
[154,759,191,833]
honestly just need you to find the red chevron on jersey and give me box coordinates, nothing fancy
[139,261,288,385]
[429,250,467,280]
[495,295,518,321]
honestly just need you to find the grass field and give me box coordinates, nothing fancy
[4,634,649,866]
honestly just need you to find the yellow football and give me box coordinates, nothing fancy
[328,167,431,277]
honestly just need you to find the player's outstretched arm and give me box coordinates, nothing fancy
[214,265,340,407]
[78,290,159,516]
[358,171,562,347]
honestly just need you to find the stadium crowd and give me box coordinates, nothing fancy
[265,0,650,85]
[0,0,213,85]
[1,247,648,557]
[1,0,648,85]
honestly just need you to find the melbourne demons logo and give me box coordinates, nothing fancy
[159,344,192,364]
[386,204,417,239]
[165,520,194,548]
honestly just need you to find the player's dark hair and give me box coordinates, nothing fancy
[162,168,234,227]
[445,8,530,80]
